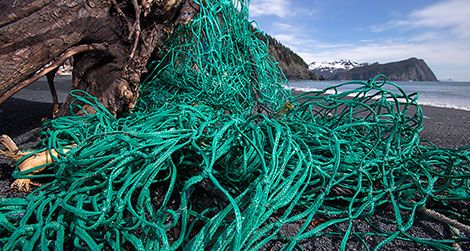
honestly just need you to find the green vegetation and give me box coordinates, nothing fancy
[265,35,321,80]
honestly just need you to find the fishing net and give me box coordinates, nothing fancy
[1,0,469,250]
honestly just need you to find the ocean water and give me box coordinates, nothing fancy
[289,80,470,111]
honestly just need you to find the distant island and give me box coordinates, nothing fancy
[265,36,438,81]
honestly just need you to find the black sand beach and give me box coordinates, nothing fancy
[0,77,469,249]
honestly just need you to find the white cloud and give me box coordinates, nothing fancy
[372,0,470,38]
[273,22,296,31]
[272,32,352,51]
[407,0,470,38]
[408,32,441,42]
[250,0,292,17]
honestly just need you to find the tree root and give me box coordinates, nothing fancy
[46,68,60,117]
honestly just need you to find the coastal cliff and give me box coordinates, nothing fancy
[264,35,323,80]
[328,58,437,81]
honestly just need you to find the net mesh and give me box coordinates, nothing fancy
[0,0,469,250]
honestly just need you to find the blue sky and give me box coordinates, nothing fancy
[249,0,470,81]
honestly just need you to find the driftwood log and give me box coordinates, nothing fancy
[0,0,198,116]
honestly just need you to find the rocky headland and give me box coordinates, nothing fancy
[323,58,438,81]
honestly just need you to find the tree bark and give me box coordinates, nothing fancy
[0,0,198,116]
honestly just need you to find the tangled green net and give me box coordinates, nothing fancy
[1,0,469,250]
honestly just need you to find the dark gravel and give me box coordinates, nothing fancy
[420,105,470,148]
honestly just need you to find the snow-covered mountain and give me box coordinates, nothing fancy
[309,58,437,81]
[309,59,367,78]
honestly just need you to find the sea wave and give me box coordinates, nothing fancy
[289,87,470,111]
[289,86,336,94]
[416,101,470,111]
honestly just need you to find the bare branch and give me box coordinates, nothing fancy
[0,43,108,104]
[129,0,142,60]
[46,68,60,117]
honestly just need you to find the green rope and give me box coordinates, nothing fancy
[1,0,469,250]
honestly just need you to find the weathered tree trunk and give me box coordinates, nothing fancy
[0,0,198,116]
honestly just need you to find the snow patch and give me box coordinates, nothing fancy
[308,59,365,71]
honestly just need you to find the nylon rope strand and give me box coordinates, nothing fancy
[0,0,469,250]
